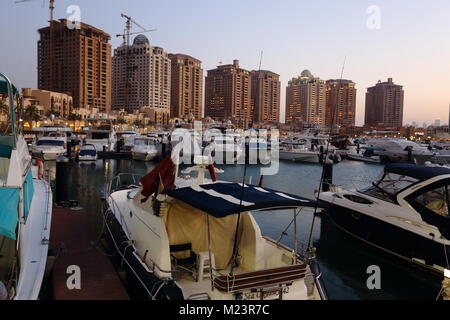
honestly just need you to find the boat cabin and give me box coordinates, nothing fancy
[358,164,450,238]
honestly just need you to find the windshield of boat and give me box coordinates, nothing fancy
[359,172,419,203]
[135,139,155,146]
[37,140,65,147]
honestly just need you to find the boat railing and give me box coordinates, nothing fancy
[104,194,180,279]
[213,264,307,293]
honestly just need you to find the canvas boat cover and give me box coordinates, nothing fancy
[166,182,321,218]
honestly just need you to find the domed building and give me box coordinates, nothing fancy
[112,34,171,124]
[300,69,313,78]
[286,69,326,126]
[133,34,150,46]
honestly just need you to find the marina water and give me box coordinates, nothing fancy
[45,159,442,300]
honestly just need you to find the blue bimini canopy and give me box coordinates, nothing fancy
[0,188,20,239]
[167,183,321,218]
[385,163,450,181]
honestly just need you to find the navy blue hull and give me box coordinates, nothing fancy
[325,203,450,274]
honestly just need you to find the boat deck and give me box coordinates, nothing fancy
[50,207,129,300]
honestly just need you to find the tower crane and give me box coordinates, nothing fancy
[116,14,156,112]
[16,0,56,22]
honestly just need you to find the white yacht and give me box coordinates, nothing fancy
[103,155,328,300]
[368,139,434,164]
[278,142,321,163]
[117,130,137,151]
[84,119,117,152]
[77,144,98,161]
[319,163,450,275]
[346,146,382,164]
[31,131,67,161]
[131,136,159,161]
[0,73,52,300]
[430,142,450,165]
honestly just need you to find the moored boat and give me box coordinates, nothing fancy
[319,163,450,275]
[77,144,98,161]
[131,136,159,161]
[0,73,52,300]
[103,153,328,300]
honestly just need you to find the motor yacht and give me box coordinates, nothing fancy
[31,131,67,161]
[77,144,98,161]
[319,163,450,275]
[103,154,328,300]
[131,136,159,161]
[0,73,52,300]
[368,139,434,164]
[346,146,382,164]
[84,119,117,152]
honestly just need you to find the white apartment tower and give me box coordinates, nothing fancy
[112,35,171,112]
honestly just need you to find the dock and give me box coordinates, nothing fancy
[50,207,129,300]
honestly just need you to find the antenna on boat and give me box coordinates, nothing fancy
[306,56,347,251]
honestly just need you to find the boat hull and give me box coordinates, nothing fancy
[103,208,184,300]
[279,151,320,163]
[323,202,450,274]
[78,155,97,161]
[32,150,66,161]
[346,153,381,164]
[132,151,158,161]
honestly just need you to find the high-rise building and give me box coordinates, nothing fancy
[285,70,326,126]
[169,53,203,120]
[251,70,280,123]
[364,78,404,128]
[325,79,357,127]
[205,60,252,128]
[37,19,112,112]
[112,35,171,113]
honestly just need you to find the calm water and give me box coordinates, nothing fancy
[45,159,442,300]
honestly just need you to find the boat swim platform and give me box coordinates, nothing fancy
[50,207,129,300]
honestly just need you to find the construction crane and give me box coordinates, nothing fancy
[116,14,156,112]
[16,0,56,22]
[16,0,57,90]
[116,13,156,47]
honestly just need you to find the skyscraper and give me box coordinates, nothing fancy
[169,53,203,120]
[38,19,112,112]
[325,79,357,127]
[112,35,171,112]
[205,60,252,128]
[251,70,280,124]
[364,78,404,128]
[285,70,326,126]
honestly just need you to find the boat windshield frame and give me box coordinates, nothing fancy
[358,172,419,203]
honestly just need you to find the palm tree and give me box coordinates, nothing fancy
[0,99,9,115]
[24,104,41,123]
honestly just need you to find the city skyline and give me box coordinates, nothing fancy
[1,0,450,125]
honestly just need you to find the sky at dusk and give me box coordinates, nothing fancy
[1,0,449,125]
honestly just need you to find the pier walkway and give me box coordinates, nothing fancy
[50,207,129,300]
